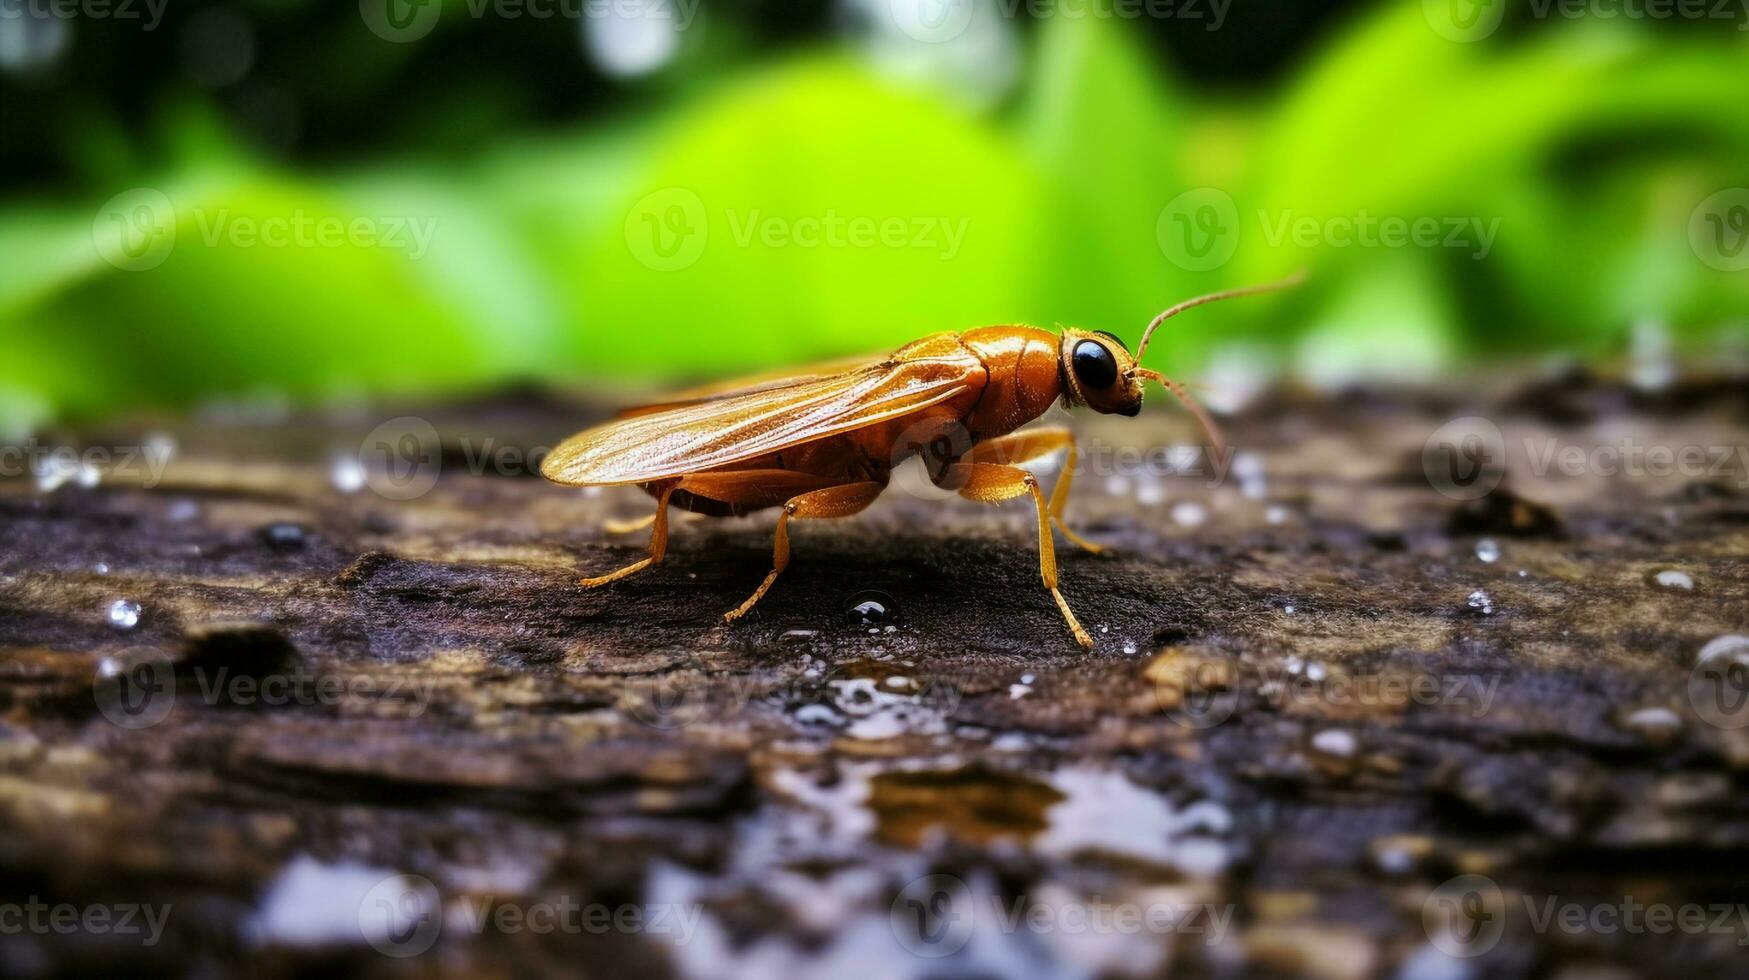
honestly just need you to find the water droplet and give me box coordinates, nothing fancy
[143,432,178,465]
[92,562,109,575]
[1466,590,1494,616]
[1122,640,1138,655]
[1652,569,1694,591]
[1232,451,1268,499]
[1310,729,1357,758]
[845,591,895,627]
[74,462,101,488]
[330,455,367,494]
[1620,706,1682,744]
[1136,476,1165,506]
[165,499,200,523]
[1630,318,1674,392]
[1283,604,1296,615]
[1516,569,1529,578]
[33,453,81,492]
[1020,673,1034,684]
[1201,343,1275,415]
[1474,539,1500,563]
[793,703,841,727]
[1170,501,1206,528]
[261,522,308,549]
[107,599,141,630]
[1104,475,1131,497]
[1008,683,1031,700]
[1697,634,1749,666]
[581,0,681,78]
[1305,661,1327,682]
[1265,505,1290,525]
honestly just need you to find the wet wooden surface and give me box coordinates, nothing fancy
[2,372,1748,979]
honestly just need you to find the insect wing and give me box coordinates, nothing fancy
[613,352,889,419]
[542,343,979,486]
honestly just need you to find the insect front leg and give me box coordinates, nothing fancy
[578,480,678,587]
[944,461,1093,648]
[723,481,885,623]
[966,428,1104,554]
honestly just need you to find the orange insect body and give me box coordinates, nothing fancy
[542,275,1301,647]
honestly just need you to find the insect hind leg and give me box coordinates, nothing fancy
[723,481,885,623]
[966,427,1104,555]
[946,461,1093,648]
[579,481,677,587]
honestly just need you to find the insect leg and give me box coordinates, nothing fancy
[579,481,677,587]
[966,427,1104,554]
[723,481,885,623]
[946,461,1093,648]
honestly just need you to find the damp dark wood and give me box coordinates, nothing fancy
[2,370,1748,979]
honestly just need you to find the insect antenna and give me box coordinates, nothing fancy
[1130,270,1306,454]
[1134,269,1307,362]
[1135,367,1226,456]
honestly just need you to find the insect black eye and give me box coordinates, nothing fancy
[1071,340,1119,390]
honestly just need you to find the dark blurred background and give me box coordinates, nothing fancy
[2,0,1746,436]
